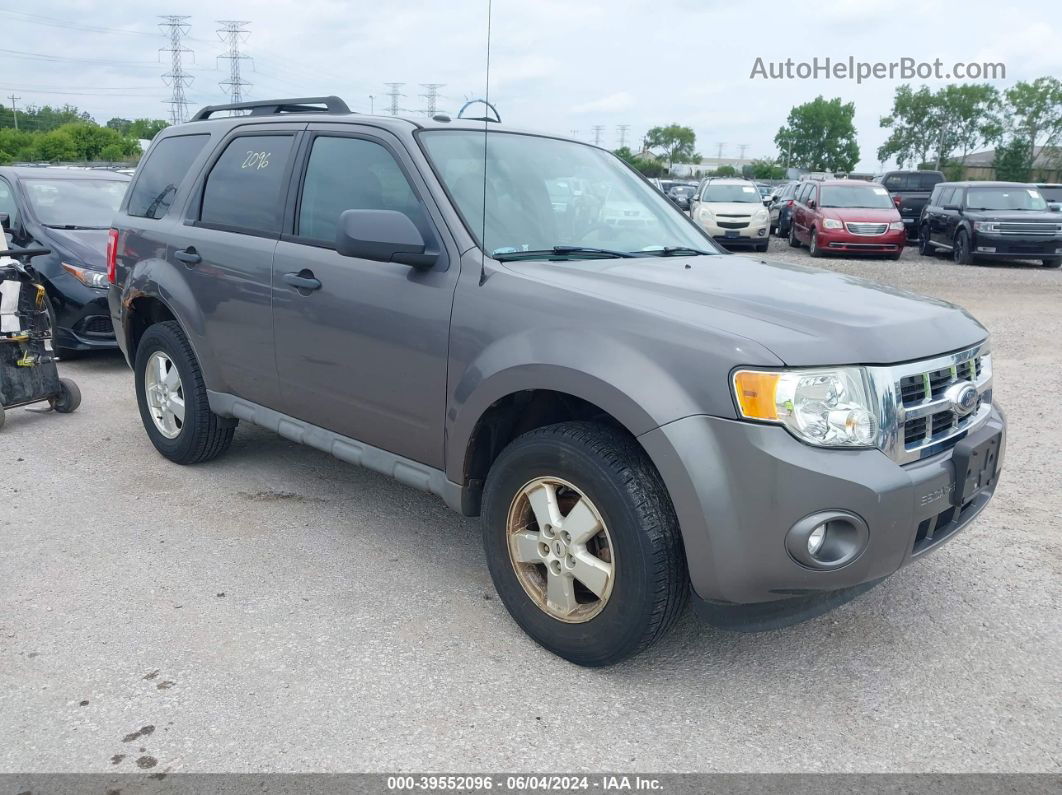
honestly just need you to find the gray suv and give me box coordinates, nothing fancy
[107,96,1006,666]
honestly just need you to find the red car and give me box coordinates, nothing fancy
[788,180,906,259]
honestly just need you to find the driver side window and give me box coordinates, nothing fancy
[0,178,18,229]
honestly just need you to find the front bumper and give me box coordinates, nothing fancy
[638,407,1005,608]
[972,234,1062,258]
[696,217,770,246]
[817,227,906,253]
[45,278,117,351]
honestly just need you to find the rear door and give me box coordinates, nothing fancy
[180,124,302,407]
[270,125,459,468]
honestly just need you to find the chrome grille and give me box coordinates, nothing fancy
[869,344,992,465]
[995,222,1061,236]
[845,222,888,235]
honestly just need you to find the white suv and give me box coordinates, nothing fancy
[690,178,771,252]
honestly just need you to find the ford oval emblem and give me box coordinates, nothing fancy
[945,381,979,417]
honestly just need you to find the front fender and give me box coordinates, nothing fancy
[445,328,703,484]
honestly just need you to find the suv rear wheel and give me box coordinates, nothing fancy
[1043,257,1061,268]
[787,222,801,248]
[134,321,236,464]
[918,225,934,256]
[481,421,688,666]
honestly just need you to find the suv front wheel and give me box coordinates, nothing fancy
[134,320,237,464]
[481,421,688,666]
[953,230,974,265]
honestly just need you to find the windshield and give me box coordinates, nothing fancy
[702,183,761,203]
[965,187,1048,211]
[670,186,695,197]
[419,131,716,258]
[22,178,127,228]
[820,184,893,209]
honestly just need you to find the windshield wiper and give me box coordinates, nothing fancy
[651,246,715,257]
[43,224,108,230]
[494,245,637,261]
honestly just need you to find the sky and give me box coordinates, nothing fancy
[1,0,1060,171]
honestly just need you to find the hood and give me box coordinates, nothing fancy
[507,254,986,366]
[820,207,900,223]
[38,227,108,269]
[702,202,766,216]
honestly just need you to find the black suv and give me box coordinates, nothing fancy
[918,181,1062,267]
[876,170,944,240]
[0,166,130,354]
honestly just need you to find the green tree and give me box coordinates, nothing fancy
[992,137,1034,182]
[128,118,169,140]
[711,165,738,177]
[934,84,1000,168]
[775,96,859,172]
[747,159,786,180]
[1002,77,1062,169]
[34,130,78,161]
[878,85,939,167]
[645,124,697,169]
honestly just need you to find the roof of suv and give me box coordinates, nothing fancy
[0,166,130,180]
[934,181,1036,188]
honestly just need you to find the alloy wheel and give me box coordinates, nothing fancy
[144,351,185,439]
[506,477,615,623]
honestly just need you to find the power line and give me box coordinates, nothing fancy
[217,20,252,108]
[384,82,405,116]
[159,16,194,125]
[418,83,445,116]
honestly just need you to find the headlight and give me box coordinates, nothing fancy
[62,262,109,289]
[732,368,878,448]
[822,218,843,229]
[889,221,904,231]
[973,221,998,233]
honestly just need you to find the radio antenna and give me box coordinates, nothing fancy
[478,0,492,285]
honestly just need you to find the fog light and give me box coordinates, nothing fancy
[807,523,827,556]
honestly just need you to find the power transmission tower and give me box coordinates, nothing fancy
[418,83,445,116]
[6,94,20,130]
[217,20,252,109]
[159,16,193,125]
[616,124,630,149]
[716,142,726,160]
[591,125,605,146]
[738,144,749,161]
[384,83,405,116]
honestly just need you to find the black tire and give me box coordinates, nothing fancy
[808,228,823,257]
[755,242,769,253]
[918,226,933,256]
[1042,257,1062,268]
[482,421,688,667]
[134,320,236,465]
[787,222,801,248]
[887,250,902,261]
[953,230,973,265]
[50,378,81,413]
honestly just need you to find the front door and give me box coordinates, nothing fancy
[271,128,458,467]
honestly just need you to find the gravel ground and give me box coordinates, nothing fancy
[1,238,1059,774]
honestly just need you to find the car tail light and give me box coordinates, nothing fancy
[106,228,119,284]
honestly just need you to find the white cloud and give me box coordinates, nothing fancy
[572,92,636,114]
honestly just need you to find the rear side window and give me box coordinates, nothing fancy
[940,188,960,207]
[884,174,910,191]
[127,134,209,219]
[917,172,943,191]
[297,136,422,244]
[0,177,18,226]
[200,135,295,235]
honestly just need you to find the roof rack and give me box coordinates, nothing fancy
[189,96,351,122]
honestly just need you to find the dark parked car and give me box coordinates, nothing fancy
[666,184,697,211]
[108,96,1004,666]
[0,167,130,354]
[919,182,1062,267]
[788,179,905,258]
[768,181,799,236]
[876,170,945,241]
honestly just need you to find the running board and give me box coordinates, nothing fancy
[207,391,467,514]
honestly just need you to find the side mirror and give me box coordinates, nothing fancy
[1048,202,1061,213]
[807,199,817,210]
[0,213,9,231]
[943,204,960,211]
[335,209,437,269]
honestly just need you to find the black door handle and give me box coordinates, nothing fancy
[174,247,201,265]
[283,270,322,291]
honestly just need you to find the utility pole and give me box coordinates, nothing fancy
[616,124,630,149]
[6,94,19,130]
[384,83,405,116]
[716,142,725,160]
[418,83,445,116]
[738,143,749,161]
[217,20,252,109]
[369,95,374,114]
[158,16,192,125]
[591,125,605,146]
